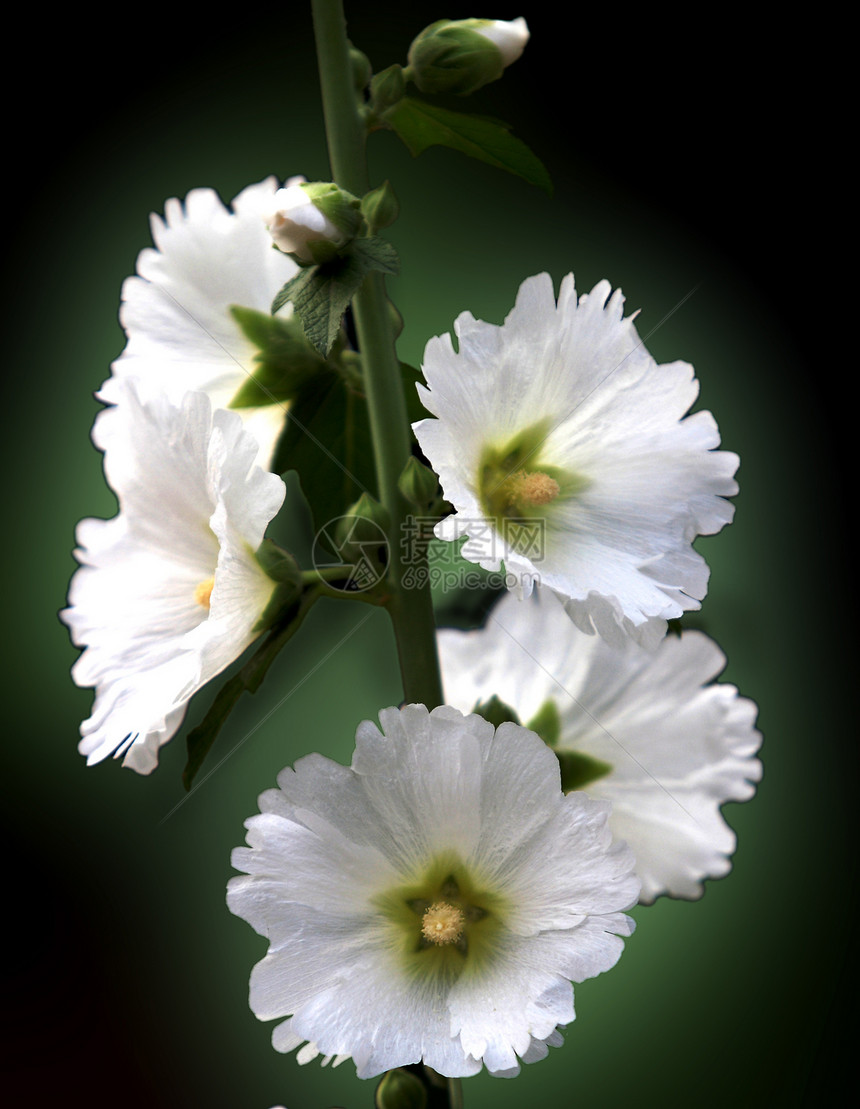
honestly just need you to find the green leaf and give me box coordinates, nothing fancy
[385,97,552,193]
[272,369,378,535]
[270,237,400,355]
[556,749,613,793]
[228,307,330,408]
[182,674,245,792]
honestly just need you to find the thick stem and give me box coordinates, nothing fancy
[311,0,443,709]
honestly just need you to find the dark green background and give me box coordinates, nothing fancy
[5,5,850,1107]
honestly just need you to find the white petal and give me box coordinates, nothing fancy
[101,178,299,468]
[437,590,762,900]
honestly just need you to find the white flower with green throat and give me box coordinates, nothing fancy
[61,380,286,774]
[228,704,639,1078]
[414,272,740,648]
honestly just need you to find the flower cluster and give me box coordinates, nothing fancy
[63,179,300,772]
[62,15,760,1090]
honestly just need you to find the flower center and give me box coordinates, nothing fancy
[476,423,587,559]
[193,577,215,609]
[374,854,509,984]
[504,469,560,510]
[421,901,465,945]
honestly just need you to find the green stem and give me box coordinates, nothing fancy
[311,0,443,709]
[448,1078,464,1109]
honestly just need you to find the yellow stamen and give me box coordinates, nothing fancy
[507,470,560,508]
[421,901,465,946]
[193,577,215,609]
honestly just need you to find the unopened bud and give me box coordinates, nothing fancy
[361,180,399,233]
[264,179,362,265]
[407,17,529,96]
[375,1068,427,1109]
[397,456,438,508]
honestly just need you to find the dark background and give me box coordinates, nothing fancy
[4,4,850,1107]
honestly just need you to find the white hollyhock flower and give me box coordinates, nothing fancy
[413,273,740,648]
[61,380,286,774]
[437,591,762,902]
[101,177,300,468]
[228,704,638,1079]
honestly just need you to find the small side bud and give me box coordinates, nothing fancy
[371,64,406,111]
[264,179,362,265]
[361,180,400,233]
[397,456,439,508]
[349,45,372,91]
[375,1068,428,1109]
[407,17,529,96]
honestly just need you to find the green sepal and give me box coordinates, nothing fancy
[300,181,363,238]
[471,694,521,730]
[526,698,561,747]
[397,456,439,508]
[375,1068,427,1109]
[361,180,399,233]
[254,538,303,585]
[252,540,303,632]
[271,236,400,355]
[384,97,552,194]
[227,307,330,408]
[556,749,613,793]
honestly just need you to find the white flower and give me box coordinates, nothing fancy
[263,179,360,264]
[413,273,740,648]
[437,590,762,902]
[474,17,530,67]
[101,177,300,469]
[61,380,286,774]
[228,704,638,1079]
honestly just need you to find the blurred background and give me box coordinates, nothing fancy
[5,3,850,1106]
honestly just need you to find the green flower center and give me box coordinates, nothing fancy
[477,421,588,558]
[374,853,509,985]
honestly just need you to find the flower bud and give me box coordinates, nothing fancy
[407,17,529,96]
[375,1068,427,1109]
[397,455,438,508]
[264,178,362,265]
